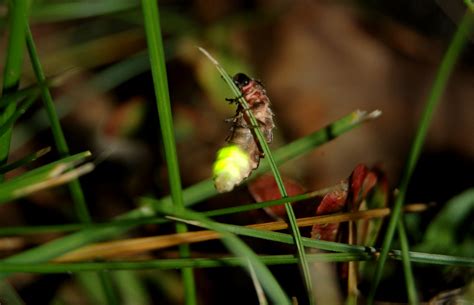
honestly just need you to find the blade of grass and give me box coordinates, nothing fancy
[0,0,28,178]
[0,250,471,274]
[24,25,112,302]
[247,258,269,305]
[145,183,339,218]
[398,219,419,305]
[366,10,474,304]
[0,85,40,109]
[139,109,380,211]
[0,151,91,203]
[0,161,93,204]
[0,147,50,174]
[0,281,24,305]
[98,272,120,305]
[158,204,292,304]
[76,273,109,305]
[1,253,370,274]
[114,271,151,305]
[199,47,315,304]
[141,0,196,303]
[0,184,338,235]
[2,183,414,237]
[0,92,39,138]
[26,24,92,223]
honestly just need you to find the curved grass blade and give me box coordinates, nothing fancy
[156,204,292,304]
[0,93,39,138]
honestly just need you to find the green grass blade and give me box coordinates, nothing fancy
[76,273,109,305]
[158,204,292,304]
[98,272,120,305]
[0,92,39,138]
[0,0,28,176]
[366,11,474,304]
[0,153,93,204]
[140,0,196,303]
[114,271,151,305]
[0,185,333,236]
[152,109,381,210]
[397,219,419,305]
[0,250,471,274]
[25,24,92,223]
[0,85,40,109]
[0,281,24,305]
[0,253,369,274]
[0,146,50,174]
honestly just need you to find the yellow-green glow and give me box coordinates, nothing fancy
[213,145,251,193]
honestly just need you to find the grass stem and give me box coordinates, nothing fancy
[141,0,196,303]
[366,10,474,304]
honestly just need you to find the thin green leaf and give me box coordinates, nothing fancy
[0,185,333,236]
[0,146,50,174]
[0,93,39,138]
[0,249,471,274]
[26,23,92,223]
[398,219,419,305]
[417,188,474,256]
[0,85,40,109]
[141,0,196,303]
[0,253,369,274]
[114,271,151,305]
[367,11,474,305]
[98,272,120,305]
[0,151,92,204]
[158,205,292,304]
[0,281,25,305]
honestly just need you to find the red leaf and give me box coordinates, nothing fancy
[311,184,348,241]
[248,175,305,219]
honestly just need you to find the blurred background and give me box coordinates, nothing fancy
[0,0,473,304]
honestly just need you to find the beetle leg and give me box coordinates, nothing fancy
[225,97,238,104]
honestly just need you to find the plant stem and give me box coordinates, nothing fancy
[25,25,91,223]
[141,0,196,303]
[398,219,419,305]
[366,11,474,304]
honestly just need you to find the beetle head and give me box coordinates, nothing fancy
[232,73,251,89]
